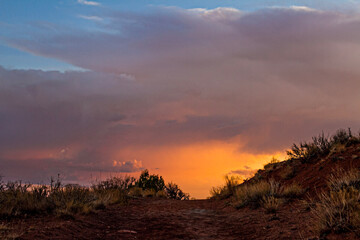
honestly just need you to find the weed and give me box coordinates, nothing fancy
[0,170,189,219]
[279,165,296,180]
[263,157,281,172]
[261,196,283,213]
[156,190,168,198]
[311,187,360,234]
[281,184,304,198]
[128,187,143,197]
[328,169,360,192]
[210,175,242,200]
[233,179,280,208]
[310,169,360,235]
[142,189,156,198]
[286,128,358,163]
[233,179,303,210]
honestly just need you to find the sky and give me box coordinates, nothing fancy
[1,0,360,198]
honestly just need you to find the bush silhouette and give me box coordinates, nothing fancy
[166,182,190,200]
[136,169,165,192]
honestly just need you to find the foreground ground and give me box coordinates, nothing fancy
[2,198,322,240]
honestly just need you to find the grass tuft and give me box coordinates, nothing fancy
[261,195,283,213]
[210,175,242,200]
[310,168,360,235]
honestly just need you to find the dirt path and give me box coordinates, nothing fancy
[5,199,316,240]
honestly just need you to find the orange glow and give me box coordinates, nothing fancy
[116,141,285,199]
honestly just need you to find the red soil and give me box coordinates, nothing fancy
[3,198,317,240]
[256,144,360,196]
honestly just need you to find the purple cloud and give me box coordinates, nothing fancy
[1,7,360,184]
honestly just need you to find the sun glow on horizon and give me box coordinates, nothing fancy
[115,141,285,198]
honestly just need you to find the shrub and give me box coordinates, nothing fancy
[0,176,131,218]
[91,176,136,192]
[136,169,165,192]
[165,182,190,200]
[210,186,225,199]
[0,181,52,217]
[0,170,190,218]
[286,132,331,163]
[332,128,352,145]
[286,128,360,164]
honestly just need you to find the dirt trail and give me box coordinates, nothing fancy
[10,198,317,240]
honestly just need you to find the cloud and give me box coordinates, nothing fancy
[78,15,103,21]
[229,169,255,177]
[0,157,143,184]
[270,5,318,12]
[113,159,143,172]
[2,6,360,187]
[77,0,100,6]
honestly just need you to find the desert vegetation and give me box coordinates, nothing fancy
[310,168,360,235]
[233,180,304,211]
[286,128,360,163]
[210,175,242,200]
[210,128,360,238]
[0,169,189,220]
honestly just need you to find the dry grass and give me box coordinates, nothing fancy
[128,187,143,197]
[233,179,280,208]
[4,232,24,240]
[279,165,295,180]
[156,190,168,198]
[328,169,360,192]
[311,187,360,234]
[142,189,156,197]
[263,157,281,172]
[0,223,24,240]
[0,170,190,219]
[0,178,129,218]
[310,168,360,235]
[233,179,304,211]
[328,143,346,156]
[261,195,283,213]
[281,183,304,198]
[210,175,242,200]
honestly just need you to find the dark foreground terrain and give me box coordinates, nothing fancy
[3,198,318,240]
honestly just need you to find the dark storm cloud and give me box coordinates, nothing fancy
[2,6,360,182]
